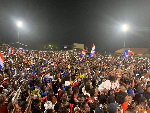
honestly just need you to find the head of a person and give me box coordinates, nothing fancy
[136,86,144,94]
[127,88,135,97]
[124,108,134,113]
[0,74,3,82]
[58,107,68,113]
[83,78,88,85]
[41,84,46,92]
[94,88,98,97]
[92,78,97,88]
[125,95,132,105]
[98,94,107,105]
[32,99,41,109]
[51,95,56,105]
[120,84,127,92]
[0,94,6,106]
[134,104,145,113]
[116,92,128,104]
[108,95,115,104]
[146,86,150,92]
[85,84,91,93]
[89,88,95,97]
[81,102,90,113]
[21,89,29,101]
[61,91,68,102]
[141,77,146,84]
[78,94,85,103]
[65,86,73,96]
[107,103,120,113]
[73,87,79,96]
[54,102,62,112]
[3,82,8,89]
[138,97,147,107]
[0,85,3,93]
[108,89,115,96]
[109,76,116,83]
[35,79,41,87]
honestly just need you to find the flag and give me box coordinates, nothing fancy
[81,49,86,60]
[9,47,11,54]
[90,43,96,57]
[128,50,134,55]
[123,50,129,58]
[123,49,134,58]
[0,51,4,69]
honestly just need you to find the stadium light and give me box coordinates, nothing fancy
[16,21,23,43]
[121,24,129,48]
[17,21,22,28]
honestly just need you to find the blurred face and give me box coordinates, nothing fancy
[125,95,132,104]
[78,97,85,103]
[120,86,126,92]
[134,104,145,113]
[0,75,3,82]
[94,89,98,97]
[84,103,90,113]
[142,78,146,83]
[37,101,41,109]
[42,86,46,92]
[110,90,115,96]
[68,88,73,95]
[62,92,68,102]
[52,96,57,104]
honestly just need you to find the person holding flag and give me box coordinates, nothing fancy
[123,46,134,58]
[90,43,96,58]
[12,47,15,55]
[80,49,86,61]
[0,51,4,69]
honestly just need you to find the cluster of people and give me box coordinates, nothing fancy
[1,44,150,113]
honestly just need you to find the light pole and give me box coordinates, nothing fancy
[16,21,22,42]
[122,24,129,48]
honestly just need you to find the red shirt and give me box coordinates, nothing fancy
[121,102,128,113]
[0,102,8,113]
[147,108,150,113]
[87,97,95,103]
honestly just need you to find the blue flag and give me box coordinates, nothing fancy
[123,50,129,58]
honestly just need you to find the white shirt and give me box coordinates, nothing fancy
[98,80,119,91]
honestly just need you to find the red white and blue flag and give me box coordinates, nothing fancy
[0,51,4,69]
[90,43,96,57]
[81,49,86,60]
[123,48,134,58]
[9,47,11,54]
[12,47,15,55]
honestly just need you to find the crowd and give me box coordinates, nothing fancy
[1,44,150,113]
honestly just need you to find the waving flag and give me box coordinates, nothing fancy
[9,47,11,54]
[0,51,4,69]
[81,49,86,60]
[12,47,15,55]
[128,50,134,55]
[90,43,96,57]
[123,49,134,58]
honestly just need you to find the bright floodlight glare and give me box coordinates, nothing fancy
[17,21,22,27]
[122,24,129,32]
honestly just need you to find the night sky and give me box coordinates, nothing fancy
[0,0,150,52]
